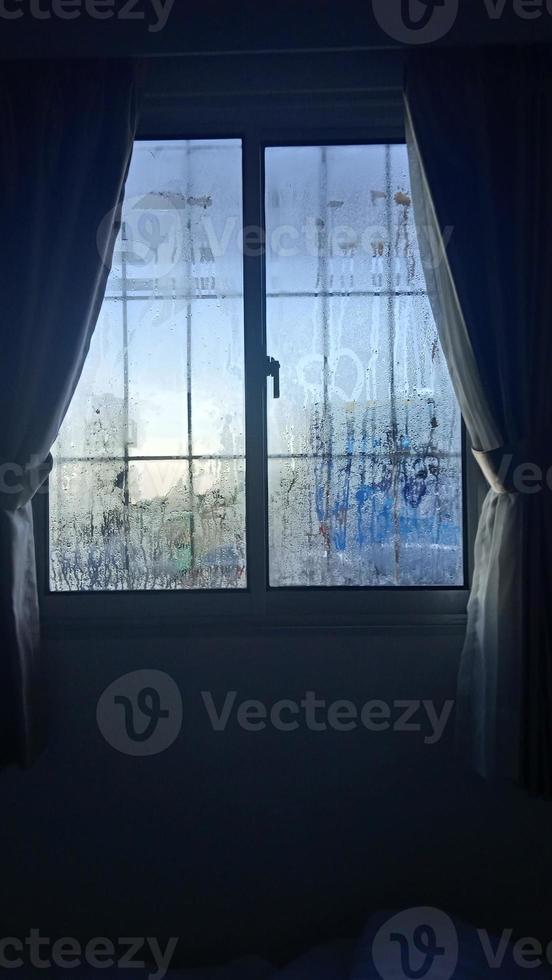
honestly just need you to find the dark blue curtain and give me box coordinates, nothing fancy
[0,59,141,766]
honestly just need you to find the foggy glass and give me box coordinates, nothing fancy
[265,144,463,587]
[50,140,246,591]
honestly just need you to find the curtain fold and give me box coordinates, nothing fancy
[0,59,141,766]
[405,47,552,796]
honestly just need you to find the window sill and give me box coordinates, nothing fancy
[40,605,468,641]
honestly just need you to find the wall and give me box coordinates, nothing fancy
[1,624,551,966]
[2,23,552,971]
[1,0,552,60]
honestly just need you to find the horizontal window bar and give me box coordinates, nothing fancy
[53,450,461,464]
[104,288,428,301]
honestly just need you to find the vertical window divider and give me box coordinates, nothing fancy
[121,221,131,584]
[242,131,268,614]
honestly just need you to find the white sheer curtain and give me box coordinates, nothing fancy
[405,47,552,796]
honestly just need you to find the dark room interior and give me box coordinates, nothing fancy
[2,2,552,977]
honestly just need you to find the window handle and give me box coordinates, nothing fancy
[266,356,280,399]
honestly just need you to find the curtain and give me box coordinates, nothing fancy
[0,60,141,767]
[405,47,552,796]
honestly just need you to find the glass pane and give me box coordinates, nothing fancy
[49,461,126,592]
[55,299,125,459]
[50,139,246,591]
[265,144,463,587]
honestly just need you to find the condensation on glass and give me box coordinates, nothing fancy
[265,145,463,587]
[50,140,246,591]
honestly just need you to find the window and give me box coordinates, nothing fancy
[48,134,464,598]
[265,145,463,587]
[50,140,247,591]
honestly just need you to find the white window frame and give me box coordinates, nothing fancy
[35,96,480,631]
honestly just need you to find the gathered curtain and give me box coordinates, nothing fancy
[0,59,141,766]
[405,47,552,796]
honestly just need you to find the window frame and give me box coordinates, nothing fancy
[36,97,477,630]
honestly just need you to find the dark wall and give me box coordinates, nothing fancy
[1,625,551,965]
[1,0,552,60]
[2,17,551,967]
